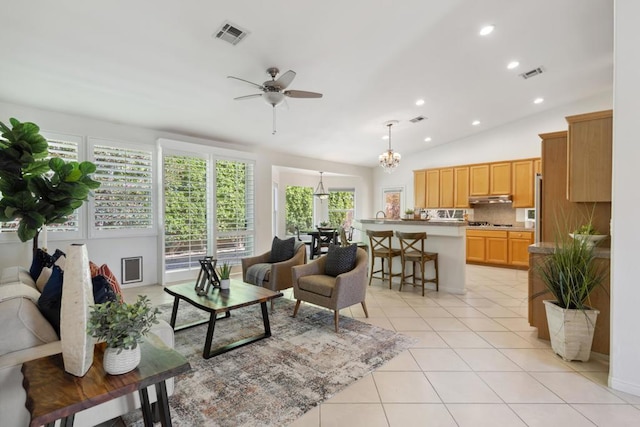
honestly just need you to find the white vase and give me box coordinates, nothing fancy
[220,278,231,290]
[60,243,95,376]
[543,300,600,362]
[103,346,141,375]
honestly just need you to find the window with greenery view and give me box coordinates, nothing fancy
[329,189,355,229]
[285,186,313,234]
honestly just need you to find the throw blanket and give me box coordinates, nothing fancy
[245,263,272,286]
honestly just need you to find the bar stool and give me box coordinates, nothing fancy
[366,230,402,289]
[395,231,439,296]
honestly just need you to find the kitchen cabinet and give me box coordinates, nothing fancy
[466,229,532,267]
[512,159,534,208]
[469,164,489,196]
[425,169,440,208]
[566,110,612,202]
[534,159,541,175]
[508,231,534,267]
[490,162,511,195]
[454,167,469,208]
[414,170,426,209]
[439,168,454,207]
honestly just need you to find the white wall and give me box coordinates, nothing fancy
[609,0,640,396]
[0,100,373,285]
[372,91,613,211]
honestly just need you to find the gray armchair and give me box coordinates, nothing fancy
[291,247,369,332]
[242,241,307,293]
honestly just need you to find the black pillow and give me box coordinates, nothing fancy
[38,267,117,336]
[269,236,296,263]
[325,244,358,277]
[29,248,54,281]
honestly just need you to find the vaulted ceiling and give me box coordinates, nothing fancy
[0,0,613,167]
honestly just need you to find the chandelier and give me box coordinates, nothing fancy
[313,171,330,199]
[379,120,401,173]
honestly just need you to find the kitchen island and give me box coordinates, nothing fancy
[354,219,467,294]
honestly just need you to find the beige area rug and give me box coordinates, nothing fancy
[122,297,414,427]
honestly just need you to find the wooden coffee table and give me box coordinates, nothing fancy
[21,334,190,427]
[164,280,282,359]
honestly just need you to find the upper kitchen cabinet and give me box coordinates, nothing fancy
[469,164,490,196]
[426,169,440,208]
[490,162,512,195]
[439,168,454,207]
[414,170,426,209]
[512,159,535,208]
[454,167,470,208]
[566,110,613,202]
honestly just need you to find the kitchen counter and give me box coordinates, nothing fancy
[467,225,532,232]
[528,242,610,259]
[354,219,466,294]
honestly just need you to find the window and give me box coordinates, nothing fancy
[215,159,254,263]
[90,141,154,234]
[285,186,313,235]
[163,154,209,271]
[328,189,355,230]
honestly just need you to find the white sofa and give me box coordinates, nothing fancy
[0,266,176,427]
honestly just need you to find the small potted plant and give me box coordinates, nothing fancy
[534,233,607,361]
[217,262,232,289]
[569,222,607,248]
[87,295,159,375]
[404,209,414,219]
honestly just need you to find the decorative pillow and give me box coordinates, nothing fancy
[89,261,100,277]
[325,244,358,277]
[98,264,123,298]
[29,248,54,281]
[269,236,295,263]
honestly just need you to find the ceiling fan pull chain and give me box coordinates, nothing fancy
[272,106,277,135]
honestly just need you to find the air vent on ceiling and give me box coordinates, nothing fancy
[519,67,545,80]
[214,21,250,45]
[409,115,427,123]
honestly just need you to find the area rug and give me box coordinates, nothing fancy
[122,297,414,427]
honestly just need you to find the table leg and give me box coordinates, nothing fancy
[155,380,172,427]
[261,301,272,337]
[203,311,218,359]
[138,387,153,427]
[169,297,180,328]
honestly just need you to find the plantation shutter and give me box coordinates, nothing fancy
[92,144,153,231]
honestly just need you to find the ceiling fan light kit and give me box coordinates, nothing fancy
[228,67,323,135]
[379,120,401,173]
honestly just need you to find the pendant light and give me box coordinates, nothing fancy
[313,171,330,200]
[379,120,401,173]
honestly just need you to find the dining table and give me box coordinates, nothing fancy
[305,228,339,259]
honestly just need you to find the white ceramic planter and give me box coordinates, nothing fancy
[103,346,141,375]
[220,278,231,290]
[543,300,599,362]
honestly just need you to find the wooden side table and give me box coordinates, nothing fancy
[21,334,190,427]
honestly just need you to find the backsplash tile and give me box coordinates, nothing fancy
[471,204,517,225]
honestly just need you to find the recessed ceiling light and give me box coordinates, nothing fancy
[472,120,481,126]
[424,137,432,142]
[533,97,544,104]
[415,99,425,106]
[479,25,495,36]
[507,61,520,69]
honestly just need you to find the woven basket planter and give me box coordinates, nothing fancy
[103,346,141,375]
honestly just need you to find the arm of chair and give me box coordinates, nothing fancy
[241,251,271,282]
[269,245,307,291]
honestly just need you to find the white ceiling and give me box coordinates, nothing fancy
[0,0,613,167]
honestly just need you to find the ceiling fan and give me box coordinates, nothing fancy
[227,67,323,134]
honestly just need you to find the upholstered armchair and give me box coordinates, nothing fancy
[242,238,307,294]
[291,246,369,332]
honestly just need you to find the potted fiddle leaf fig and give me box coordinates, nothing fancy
[0,118,100,252]
[534,232,608,361]
[87,295,159,375]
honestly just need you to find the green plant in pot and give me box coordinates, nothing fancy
[87,295,159,375]
[534,233,607,361]
[217,262,232,290]
[0,118,100,252]
[404,208,414,219]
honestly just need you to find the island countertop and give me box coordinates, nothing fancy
[528,242,611,259]
[359,218,467,227]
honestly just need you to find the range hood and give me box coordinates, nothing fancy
[468,195,513,204]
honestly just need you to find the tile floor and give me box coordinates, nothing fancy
[122,265,640,427]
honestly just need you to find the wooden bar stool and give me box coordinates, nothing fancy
[395,231,439,296]
[366,230,402,289]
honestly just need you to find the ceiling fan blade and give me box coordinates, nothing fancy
[274,70,296,89]
[284,90,323,99]
[227,75,264,90]
[234,94,263,100]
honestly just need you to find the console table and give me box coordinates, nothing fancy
[21,334,190,427]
